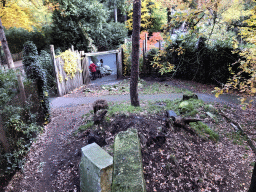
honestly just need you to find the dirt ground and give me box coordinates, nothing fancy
[2,79,256,192]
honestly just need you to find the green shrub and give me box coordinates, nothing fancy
[39,50,56,94]
[22,41,50,123]
[4,27,49,54]
[165,30,241,84]
[0,68,43,177]
[94,22,127,51]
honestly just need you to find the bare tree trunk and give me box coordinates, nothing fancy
[130,0,141,107]
[114,6,118,23]
[0,18,15,69]
[0,114,10,153]
[249,162,256,192]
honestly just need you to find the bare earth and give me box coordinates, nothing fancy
[3,78,256,192]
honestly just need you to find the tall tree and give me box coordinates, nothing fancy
[0,18,14,68]
[130,0,141,107]
[248,162,256,192]
[126,0,167,32]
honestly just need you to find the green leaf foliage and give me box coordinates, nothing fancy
[4,27,50,54]
[51,0,127,52]
[22,41,50,123]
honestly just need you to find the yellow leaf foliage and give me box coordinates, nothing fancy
[0,2,34,31]
[0,0,53,30]
[126,0,166,31]
[56,50,80,80]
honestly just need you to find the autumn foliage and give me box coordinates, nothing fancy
[139,31,163,50]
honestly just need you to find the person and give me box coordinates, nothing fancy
[89,61,97,80]
[96,61,102,78]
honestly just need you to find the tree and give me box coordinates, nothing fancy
[0,18,14,68]
[130,0,141,107]
[126,0,166,33]
[0,0,53,67]
[0,0,53,31]
[51,0,110,51]
[248,162,256,192]
[214,2,256,107]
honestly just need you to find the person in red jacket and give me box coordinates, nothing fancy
[89,61,97,80]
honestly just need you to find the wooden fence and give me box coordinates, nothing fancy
[50,45,84,96]
[50,45,123,97]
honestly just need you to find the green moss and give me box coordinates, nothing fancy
[78,121,94,132]
[190,122,219,141]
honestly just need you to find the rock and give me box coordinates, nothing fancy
[80,143,113,192]
[166,110,178,120]
[112,128,146,192]
[183,94,198,101]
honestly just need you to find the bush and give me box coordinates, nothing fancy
[94,22,128,51]
[39,50,56,94]
[164,31,240,84]
[0,68,43,177]
[22,41,50,123]
[4,27,49,54]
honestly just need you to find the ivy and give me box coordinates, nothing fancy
[22,41,50,123]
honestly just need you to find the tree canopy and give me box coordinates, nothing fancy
[51,0,127,51]
[126,0,167,33]
[0,0,53,31]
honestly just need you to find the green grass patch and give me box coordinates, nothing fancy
[190,122,219,141]
[92,80,193,96]
[226,131,248,145]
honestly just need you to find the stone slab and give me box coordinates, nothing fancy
[80,142,113,192]
[112,128,146,192]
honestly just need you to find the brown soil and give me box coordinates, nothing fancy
[3,79,256,192]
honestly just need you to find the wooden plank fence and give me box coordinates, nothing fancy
[50,45,84,96]
[50,45,123,97]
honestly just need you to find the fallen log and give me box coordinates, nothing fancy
[219,109,256,155]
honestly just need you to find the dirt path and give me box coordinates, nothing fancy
[5,105,92,192]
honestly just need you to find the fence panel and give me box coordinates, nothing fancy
[53,49,83,96]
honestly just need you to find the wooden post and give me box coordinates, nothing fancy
[159,40,161,50]
[116,48,123,79]
[82,55,90,84]
[145,33,147,52]
[143,40,146,73]
[17,73,26,104]
[50,45,61,96]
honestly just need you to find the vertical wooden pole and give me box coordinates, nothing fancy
[145,33,147,52]
[143,40,146,73]
[82,55,90,84]
[17,73,26,104]
[159,40,161,50]
[50,45,61,96]
[117,48,123,79]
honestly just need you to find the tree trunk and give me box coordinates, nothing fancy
[0,18,15,69]
[114,6,118,23]
[0,114,10,153]
[130,0,141,107]
[248,162,256,192]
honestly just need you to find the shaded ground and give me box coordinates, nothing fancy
[3,78,256,192]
